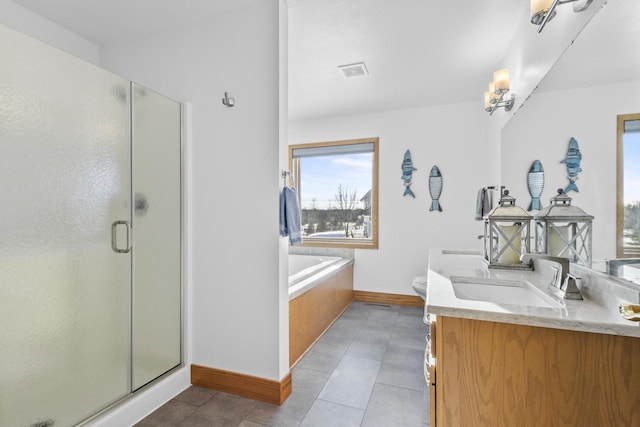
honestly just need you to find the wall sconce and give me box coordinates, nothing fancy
[531,0,593,33]
[484,69,515,115]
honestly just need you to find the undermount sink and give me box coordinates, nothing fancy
[450,276,562,308]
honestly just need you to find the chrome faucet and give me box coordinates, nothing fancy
[605,258,640,276]
[520,253,583,300]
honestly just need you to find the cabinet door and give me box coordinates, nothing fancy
[131,83,182,390]
[0,24,131,426]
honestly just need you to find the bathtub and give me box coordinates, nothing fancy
[288,254,353,299]
[288,254,355,366]
[289,255,343,285]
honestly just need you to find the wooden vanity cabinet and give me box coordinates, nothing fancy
[428,317,437,426]
[430,316,640,426]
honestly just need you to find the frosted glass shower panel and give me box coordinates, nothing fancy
[132,84,182,390]
[0,25,131,426]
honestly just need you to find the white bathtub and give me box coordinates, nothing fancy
[288,254,353,299]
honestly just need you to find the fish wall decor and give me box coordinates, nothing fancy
[401,149,417,198]
[560,137,582,193]
[428,165,443,212]
[527,160,544,211]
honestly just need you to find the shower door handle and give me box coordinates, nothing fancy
[111,220,132,253]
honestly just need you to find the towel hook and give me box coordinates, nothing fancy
[222,92,235,107]
[282,170,296,188]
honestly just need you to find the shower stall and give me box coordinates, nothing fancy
[0,24,183,426]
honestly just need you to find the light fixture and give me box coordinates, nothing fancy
[531,0,593,33]
[484,68,515,115]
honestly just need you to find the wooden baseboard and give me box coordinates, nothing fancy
[191,364,291,405]
[353,290,424,307]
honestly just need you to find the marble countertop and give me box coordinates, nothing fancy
[425,249,640,338]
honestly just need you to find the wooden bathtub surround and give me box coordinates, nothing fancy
[289,265,354,367]
[430,316,640,426]
[353,290,424,307]
[191,364,291,405]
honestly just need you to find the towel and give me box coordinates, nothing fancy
[475,188,493,220]
[279,189,288,237]
[280,187,303,245]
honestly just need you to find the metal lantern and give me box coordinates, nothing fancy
[533,189,594,267]
[483,190,532,269]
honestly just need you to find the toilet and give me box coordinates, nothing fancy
[412,276,428,301]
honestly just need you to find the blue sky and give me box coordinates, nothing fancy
[299,153,373,209]
[624,132,640,204]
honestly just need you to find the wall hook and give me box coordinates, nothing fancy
[222,92,235,107]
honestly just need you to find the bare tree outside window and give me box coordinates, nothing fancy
[625,201,640,247]
[334,184,358,237]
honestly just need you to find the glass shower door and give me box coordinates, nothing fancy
[131,83,182,390]
[0,25,132,426]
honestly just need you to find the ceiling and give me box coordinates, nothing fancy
[11,0,257,45]
[11,0,527,121]
[288,0,525,121]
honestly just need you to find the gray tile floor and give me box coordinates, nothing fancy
[136,302,429,426]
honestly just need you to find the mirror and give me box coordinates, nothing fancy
[500,0,640,272]
[617,114,640,258]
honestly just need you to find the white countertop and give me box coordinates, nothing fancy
[425,249,640,338]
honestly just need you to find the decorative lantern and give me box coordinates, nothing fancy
[483,190,533,269]
[533,189,594,267]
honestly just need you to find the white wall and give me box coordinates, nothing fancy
[101,0,285,383]
[501,80,640,262]
[0,0,100,64]
[278,0,290,377]
[290,102,491,295]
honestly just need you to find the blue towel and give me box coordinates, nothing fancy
[285,187,303,245]
[475,188,493,220]
[279,189,288,237]
[280,187,303,245]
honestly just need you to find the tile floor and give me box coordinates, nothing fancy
[136,302,429,426]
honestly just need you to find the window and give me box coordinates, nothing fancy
[289,137,379,249]
[617,113,640,256]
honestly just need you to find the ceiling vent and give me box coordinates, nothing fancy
[338,62,369,78]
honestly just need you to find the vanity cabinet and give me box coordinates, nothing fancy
[429,316,640,426]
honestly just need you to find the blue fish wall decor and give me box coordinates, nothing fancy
[401,149,417,198]
[527,160,545,211]
[428,165,443,212]
[560,137,582,193]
